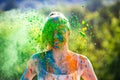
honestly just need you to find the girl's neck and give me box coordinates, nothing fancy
[52,43,69,56]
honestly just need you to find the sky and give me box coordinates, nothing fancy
[0,0,86,11]
[0,0,117,11]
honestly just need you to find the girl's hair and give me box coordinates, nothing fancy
[41,12,70,49]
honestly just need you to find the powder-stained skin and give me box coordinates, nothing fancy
[21,51,97,80]
[20,12,97,80]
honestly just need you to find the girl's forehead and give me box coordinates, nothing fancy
[43,12,70,32]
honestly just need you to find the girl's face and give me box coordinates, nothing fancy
[43,12,70,49]
[54,27,69,49]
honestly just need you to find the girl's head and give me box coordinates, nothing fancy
[42,12,70,49]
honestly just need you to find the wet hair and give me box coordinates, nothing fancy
[41,12,70,49]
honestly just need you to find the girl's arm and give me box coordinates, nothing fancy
[79,55,97,80]
[20,59,37,80]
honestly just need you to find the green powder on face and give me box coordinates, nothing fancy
[41,12,70,49]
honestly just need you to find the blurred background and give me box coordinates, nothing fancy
[0,0,120,80]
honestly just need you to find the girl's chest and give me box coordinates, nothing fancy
[38,54,78,75]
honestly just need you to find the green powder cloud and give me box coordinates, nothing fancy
[0,9,92,80]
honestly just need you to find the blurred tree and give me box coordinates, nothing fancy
[86,0,103,12]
